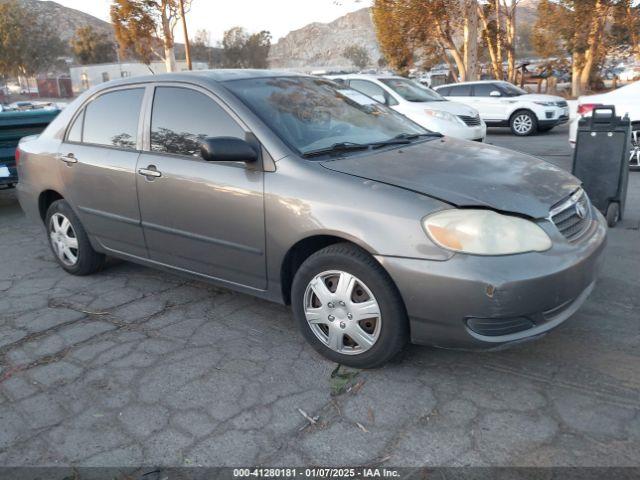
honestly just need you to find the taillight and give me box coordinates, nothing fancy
[15,147,21,166]
[577,103,597,116]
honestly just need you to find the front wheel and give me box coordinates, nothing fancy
[291,243,409,369]
[510,111,538,136]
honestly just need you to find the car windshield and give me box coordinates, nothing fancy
[224,76,428,156]
[499,82,528,97]
[379,78,445,102]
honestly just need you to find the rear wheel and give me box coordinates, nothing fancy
[291,243,408,369]
[45,200,105,275]
[510,111,538,136]
[630,128,640,171]
[606,202,620,228]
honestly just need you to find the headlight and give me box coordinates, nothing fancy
[422,209,552,255]
[534,101,556,107]
[424,109,465,126]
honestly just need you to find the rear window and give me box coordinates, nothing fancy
[473,84,498,97]
[436,87,451,96]
[82,88,144,149]
[448,85,472,96]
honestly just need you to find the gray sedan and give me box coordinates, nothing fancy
[16,70,607,368]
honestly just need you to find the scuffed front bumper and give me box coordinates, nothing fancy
[376,211,607,350]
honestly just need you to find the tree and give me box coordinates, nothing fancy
[0,0,65,79]
[111,0,193,72]
[372,0,481,81]
[477,1,521,81]
[342,45,371,69]
[533,0,616,96]
[372,0,416,74]
[221,27,271,68]
[191,29,213,65]
[71,26,117,65]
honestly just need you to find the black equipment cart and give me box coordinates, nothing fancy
[572,105,631,227]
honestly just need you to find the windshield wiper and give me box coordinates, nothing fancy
[302,142,370,158]
[370,132,443,149]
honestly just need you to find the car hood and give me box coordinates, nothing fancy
[408,100,479,117]
[320,137,580,219]
[520,93,566,103]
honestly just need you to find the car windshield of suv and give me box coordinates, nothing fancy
[224,76,428,156]
[379,78,445,102]
[499,82,528,97]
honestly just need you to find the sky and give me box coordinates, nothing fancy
[52,0,373,44]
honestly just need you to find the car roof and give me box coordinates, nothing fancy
[326,73,403,81]
[93,69,307,90]
[435,80,508,89]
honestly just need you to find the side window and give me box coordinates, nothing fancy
[448,85,472,97]
[83,88,144,149]
[473,84,497,97]
[66,108,84,143]
[150,87,245,157]
[348,80,387,104]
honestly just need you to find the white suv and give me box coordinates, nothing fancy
[327,74,486,142]
[434,81,569,136]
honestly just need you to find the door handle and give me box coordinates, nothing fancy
[138,166,162,178]
[59,153,78,164]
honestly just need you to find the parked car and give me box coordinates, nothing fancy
[16,71,606,368]
[569,80,640,170]
[326,74,486,142]
[0,108,61,188]
[434,80,570,136]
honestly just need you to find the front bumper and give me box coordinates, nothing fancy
[376,211,607,349]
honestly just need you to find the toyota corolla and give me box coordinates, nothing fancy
[16,70,607,368]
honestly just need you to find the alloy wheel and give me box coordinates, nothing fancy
[513,114,533,135]
[49,213,79,266]
[303,270,381,355]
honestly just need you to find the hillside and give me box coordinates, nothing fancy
[268,8,381,70]
[3,0,114,43]
[269,1,541,70]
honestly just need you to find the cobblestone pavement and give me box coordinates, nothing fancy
[1,126,639,467]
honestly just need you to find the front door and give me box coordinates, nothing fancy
[471,83,507,122]
[136,85,266,289]
[57,87,147,258]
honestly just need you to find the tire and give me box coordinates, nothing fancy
[606,202,620,228]
[45,199,105,275]
[510,110,538,136]
[291,243,409,369]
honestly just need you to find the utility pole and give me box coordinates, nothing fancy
[179,0,192,70]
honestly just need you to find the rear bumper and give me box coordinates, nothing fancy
[376,211,607,350]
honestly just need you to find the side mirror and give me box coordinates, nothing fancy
[200,137,258,163]
[489,90,502,97]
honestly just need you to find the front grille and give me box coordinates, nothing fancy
[550,189,592,242]
[458,114,482,126]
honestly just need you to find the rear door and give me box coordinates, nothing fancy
[136,84,266,289]
[57,86,147,257]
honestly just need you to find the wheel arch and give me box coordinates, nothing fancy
[509,108,537,123]
[280,234,388,305]
[38,189,64,222]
